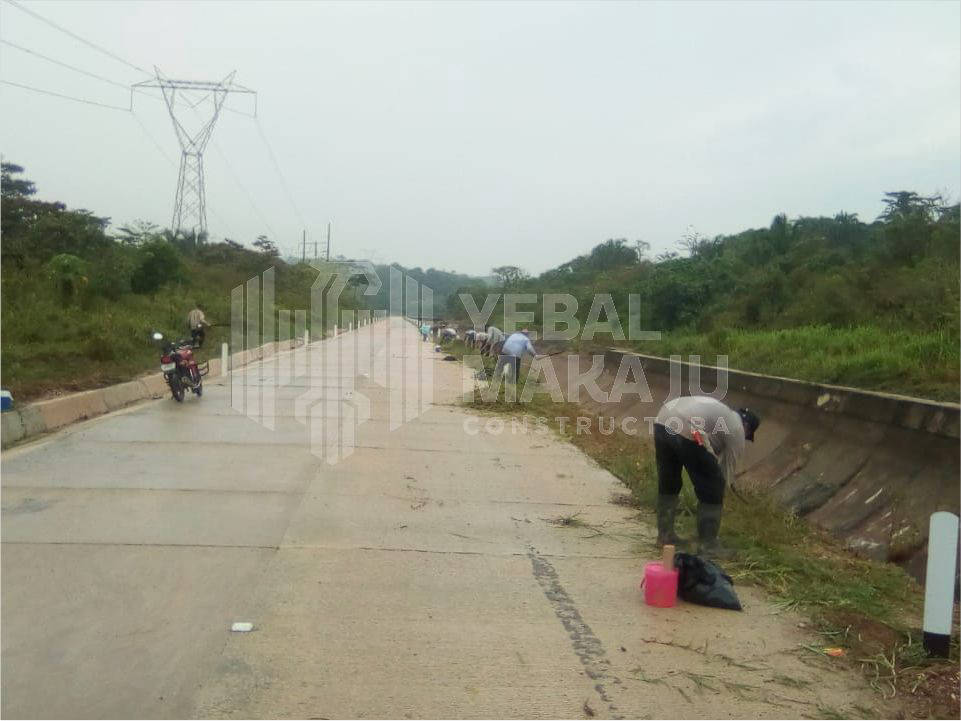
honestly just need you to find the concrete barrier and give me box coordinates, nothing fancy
[1,412,25,446]
[566,349,960,581]
[604,350,959,439]
[0,334,320,450]
[101,380,151,412]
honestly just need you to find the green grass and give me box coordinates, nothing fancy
[1,286,223,400]
[452,317,959,402]
[622,324,959,402]
[1,259,348,401]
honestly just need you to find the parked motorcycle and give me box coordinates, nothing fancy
[152,332,208,402]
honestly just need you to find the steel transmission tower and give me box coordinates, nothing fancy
[133,69,256,236]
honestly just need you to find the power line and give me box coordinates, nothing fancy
[1,1,278,247]
[175,98,283,244]
[2,78,237,239]
[1,78,130,111]
[255,116,306,228]
[134,71,279,245]
[0,36,169,111]
[2,0,150,77]
[129,111,239,241]
[208,136,281,241]
[156,85,253,118]
[0,37,132,90]
[4,81,241,239]
[131,110,176,166]
[223,105,255,118]
[183,87,256,118]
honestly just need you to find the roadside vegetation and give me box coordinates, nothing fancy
[450,193,960,401]
[449,352,958,718]
[435,188,961,714]
[0,162,352,400]
[1,162,490,402]
[622,325,958,401]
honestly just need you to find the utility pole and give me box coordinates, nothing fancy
[326,221,331,261]
[302,229,306,263]
[132,68,256,237]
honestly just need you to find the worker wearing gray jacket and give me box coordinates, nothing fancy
[653,395,760,559]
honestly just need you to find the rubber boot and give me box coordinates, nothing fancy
[656,495,688,548]
[697,503,736,560]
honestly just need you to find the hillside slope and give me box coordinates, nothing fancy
[450,193,960,400]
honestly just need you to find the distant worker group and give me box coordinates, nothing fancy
[418,316,761,560]
[420,319,539,381]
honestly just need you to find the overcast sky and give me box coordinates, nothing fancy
[1,0,958,275]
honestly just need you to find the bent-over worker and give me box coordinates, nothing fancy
[483,325,505,357]
[653,395,760,559]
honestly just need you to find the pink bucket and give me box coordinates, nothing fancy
[642,561,679,608]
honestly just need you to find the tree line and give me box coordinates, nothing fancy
[451,192,960,337]
[0,162,322,306]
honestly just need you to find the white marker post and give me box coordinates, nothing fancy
[334,324,338,337]
[304,329,309,346]
[221,343,228,378]
[923,511,959,657]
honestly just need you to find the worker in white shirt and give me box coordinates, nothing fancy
[493,329,538,384]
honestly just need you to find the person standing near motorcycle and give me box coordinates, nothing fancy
[187,303,210,348]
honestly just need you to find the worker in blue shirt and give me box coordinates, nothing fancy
[494,329,539,384]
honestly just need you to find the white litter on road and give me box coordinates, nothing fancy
[230,622,254,632]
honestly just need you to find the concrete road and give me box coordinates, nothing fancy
[2,318,880,718]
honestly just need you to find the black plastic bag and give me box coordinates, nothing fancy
[673,552,742,611]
